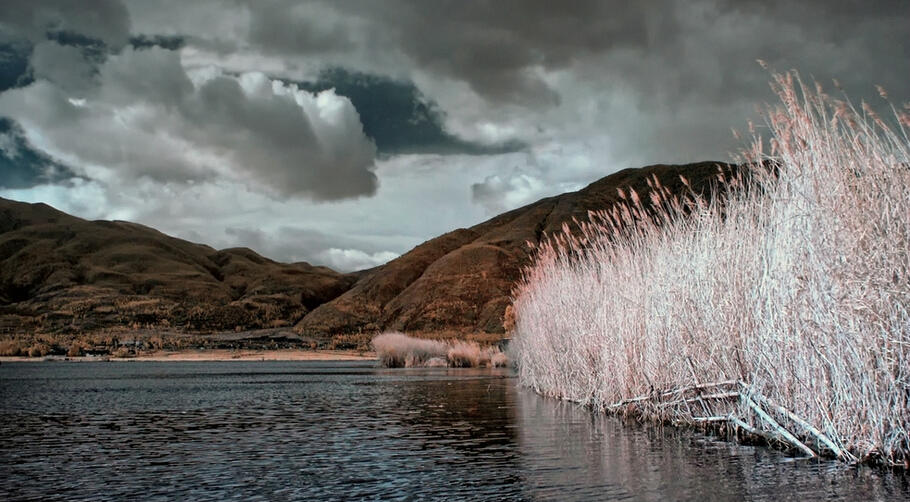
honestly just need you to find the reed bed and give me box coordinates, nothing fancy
[372,332,507,368]
[511,72,910,467]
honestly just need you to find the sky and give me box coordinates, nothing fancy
[0,1,907,271]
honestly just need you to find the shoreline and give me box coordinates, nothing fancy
[0,348,377,363]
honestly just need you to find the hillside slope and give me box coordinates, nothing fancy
[296,161,735,336]
[0,199,356,335]
[1,161,734,340]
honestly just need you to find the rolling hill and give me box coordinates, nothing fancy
[295,161,735,337]
[0,161,734,343]
[0,199,356,337]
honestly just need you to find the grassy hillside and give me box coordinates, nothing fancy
[2,161,739,354]
[0,198,356,342]
[296,160,737,337]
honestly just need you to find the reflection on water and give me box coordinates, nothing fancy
[0,361,906,501]
[514,389,908,501]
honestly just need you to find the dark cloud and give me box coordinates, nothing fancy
[295,68,524,155]
[180,71,378,200]
[99,45,193,106]
[361,0,655,106]
[0,5,187,96]
[243,0,659,107]
[232,0,908,112]
[44,30,109,64]
[0,1,381,201]
[30,40,99,93]
[0,40,32,91]
[246,1,355,56]
[0,0,131,47]
[129,34,185,51]
[0,117,80,189]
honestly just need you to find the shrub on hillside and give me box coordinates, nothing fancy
[0,339,26,356]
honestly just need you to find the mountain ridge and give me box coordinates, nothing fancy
[0,197,356,336]
[294,160,736,336]
[0,161,735,341]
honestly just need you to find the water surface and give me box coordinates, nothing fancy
[0,361,906,501]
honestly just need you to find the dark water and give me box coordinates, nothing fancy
[0,361,906,501]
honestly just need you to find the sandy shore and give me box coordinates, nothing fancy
[0,349,376,363]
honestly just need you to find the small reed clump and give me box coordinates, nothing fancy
[372,332,507,368]
[511,71,910,467]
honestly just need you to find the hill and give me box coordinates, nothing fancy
[295,161,735,337]
[0,199,356,337]
[0,161,735,346]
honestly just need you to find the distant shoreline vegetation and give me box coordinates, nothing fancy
[511,72,910,468]
[0,329,369,358]
[0,329,508,360]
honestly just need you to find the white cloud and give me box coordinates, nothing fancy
[321,249,399,272]
[1,46,378,200]
[471,168,548,215]
[2,154,514,271]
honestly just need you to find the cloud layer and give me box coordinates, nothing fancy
[1,0,907,270]
[1,45,379,199]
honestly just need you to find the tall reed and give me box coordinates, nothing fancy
[511,72,910,465]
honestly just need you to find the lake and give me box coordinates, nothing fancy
[0,361,907,501]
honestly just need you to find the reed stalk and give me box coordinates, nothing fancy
[511,71,910,467]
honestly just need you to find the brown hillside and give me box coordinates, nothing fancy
[295,161,736,337]
[1,161,735,341]
[0,199,356,335]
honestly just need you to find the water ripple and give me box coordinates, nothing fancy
[1,361,907,501]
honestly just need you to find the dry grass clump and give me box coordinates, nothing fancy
[0,333,80,357]
[511,72,910,467]
[372,332,448,367]
[446,341,482,368]
[447,340,508,368]
[395,330,505,345]
[490,351,508,368]
[372,332,508,368]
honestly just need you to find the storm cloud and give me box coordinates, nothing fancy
[0,39,32,92]
[0,0,131,47]
[1,0,907,269]
[295,68,524,155]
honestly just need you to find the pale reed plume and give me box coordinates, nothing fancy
[511,72,910,467]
